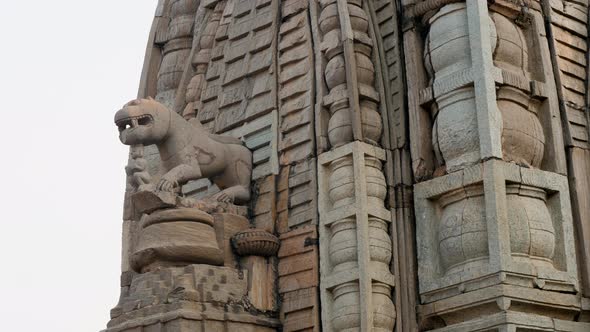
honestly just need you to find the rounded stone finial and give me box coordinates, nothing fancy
[232,229,280,257]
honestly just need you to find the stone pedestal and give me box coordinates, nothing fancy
[131,208,223,273]
[106,265,280,332]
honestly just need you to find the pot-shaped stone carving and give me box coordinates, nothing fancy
[491,12,528,76]
[506,184,555,267]
[332,282,361,331]
[325,55,347,90]
[369,217,392,268]
[329,156,355,208]
[232,228,280,257]
[328,98,353,148]
[348,3,369,32]
[356,53,375,86]
[361,100,383,145]
[432,87,481,171]
[498,87,545,167]
[438,185,488,274]
[426,3,497,172]
[365,156,387,206]
[330,217,358,273]
[372,282,396,331]
[425,3,496,77]
[319,2,339,34]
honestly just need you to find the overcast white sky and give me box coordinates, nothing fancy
[0,1,158,330]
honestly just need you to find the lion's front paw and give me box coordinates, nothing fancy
[157,178,175,192]
[213,191,233,203]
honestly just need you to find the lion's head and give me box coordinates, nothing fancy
[115,98,171,146]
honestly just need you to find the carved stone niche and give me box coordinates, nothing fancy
[415,160,579,327]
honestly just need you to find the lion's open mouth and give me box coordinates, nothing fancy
[116,114,154,132]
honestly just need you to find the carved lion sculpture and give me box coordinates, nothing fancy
[115,98,252,204]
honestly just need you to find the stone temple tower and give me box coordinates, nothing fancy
[105,0,590,331]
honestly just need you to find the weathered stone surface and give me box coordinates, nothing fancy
[108,1,590,331]
[106,265,280,332]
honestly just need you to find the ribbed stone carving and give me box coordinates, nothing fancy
[183,3,222,119]
[232,229,280,257]
[332,282,361,331]
[156,0,199,104]
[372,282,396,331]
[365,156,387,206]
[329,156,355,208]
[491,13,545,168]
[491,13,528,76]
[497,87,545,167]
[438,185,488,274]
[369,217,392,267]
[426,3,497,171]
[506,184,555,266]
[330,217,358,273]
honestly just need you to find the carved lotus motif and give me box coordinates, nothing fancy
[232,229,280,257]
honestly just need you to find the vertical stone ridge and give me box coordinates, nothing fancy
[367,0,418,330]
[276,1,322,331]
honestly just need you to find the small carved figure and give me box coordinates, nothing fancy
[125,145,152,191]
[115,98,252,204]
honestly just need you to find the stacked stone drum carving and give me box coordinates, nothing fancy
[491,13,545,168]
[157,0,199,105]
[321,0,382,148]
[491,12,554,270]
[332,282,362,330]
[424,3,494,275]
[183,3,222,119]
[320,1,394,330]
[425,3,496,172]
[320,1,352,147]
[438,185,488,274]
[506,184,555,267]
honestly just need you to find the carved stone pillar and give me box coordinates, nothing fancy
[317,1,395,330]
[411,1,582,330]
